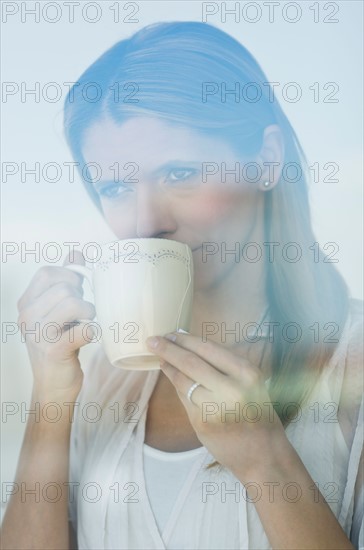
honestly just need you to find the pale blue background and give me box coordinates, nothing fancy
[1,1,363,516]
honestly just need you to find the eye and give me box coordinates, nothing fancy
[166,168,198,184]
[97,182,130,200]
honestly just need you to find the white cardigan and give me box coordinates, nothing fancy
[69,300,363,549]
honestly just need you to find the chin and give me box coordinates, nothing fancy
[192,264,219,293]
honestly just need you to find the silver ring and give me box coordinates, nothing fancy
[187,382,201,403]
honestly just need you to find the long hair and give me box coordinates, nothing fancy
[63,22,350,439]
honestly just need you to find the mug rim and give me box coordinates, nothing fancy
[99,238,191,251]
[89,239,193,269]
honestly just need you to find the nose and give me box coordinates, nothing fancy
[135,184,176,239]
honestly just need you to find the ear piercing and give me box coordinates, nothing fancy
[263,181,270,188]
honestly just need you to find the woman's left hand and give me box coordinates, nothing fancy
[146,332,290,481]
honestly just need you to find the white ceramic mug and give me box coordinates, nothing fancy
[65,238,194,370]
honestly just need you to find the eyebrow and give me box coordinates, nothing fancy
[92,160,202,189]
[151,160,202,176]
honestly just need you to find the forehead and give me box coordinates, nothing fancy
[81,116,237,166]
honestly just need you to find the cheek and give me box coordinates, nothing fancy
[190,187,252,225]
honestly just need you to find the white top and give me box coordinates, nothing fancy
[143,444,206,534]
[68,299,364,549]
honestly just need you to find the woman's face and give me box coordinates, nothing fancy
[82,116,265,290]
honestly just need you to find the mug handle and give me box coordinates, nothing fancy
[64,264,93,288]
[64,264,95,326]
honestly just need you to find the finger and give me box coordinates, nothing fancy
[20,302,95,344]
[43,322,97,356]
[44,296,95,328]
[62,322,97,350]
[155,332,250,379]
[18,266,83,312]
[161,362,213,408]
[18,282,83,323]
[19,298,96,344]
[147,336,226,392]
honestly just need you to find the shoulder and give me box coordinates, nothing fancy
[343,298,363,382]
[347,298,363,334]
[338,299,363,447]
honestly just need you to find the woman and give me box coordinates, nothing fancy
[2,22,363,549]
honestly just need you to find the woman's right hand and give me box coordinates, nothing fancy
[17,251,96,398]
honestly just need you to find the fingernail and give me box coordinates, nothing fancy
[146,336,161,349]
[164,333,177,342]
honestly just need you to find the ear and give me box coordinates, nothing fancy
[255,124,285,191]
